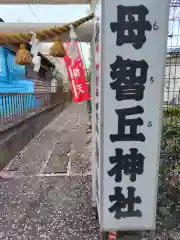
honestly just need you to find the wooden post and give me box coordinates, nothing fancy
[100,231,109,240]
[116,231,142,240]
[148,230,155,240]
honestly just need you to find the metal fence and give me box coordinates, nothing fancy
[0,92,64,127]
[155,1,180,239]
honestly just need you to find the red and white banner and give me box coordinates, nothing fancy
[108,232,117,240]
[64,42,90,103]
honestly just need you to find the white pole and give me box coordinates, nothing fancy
[91,32,97,206]
[90,0,97,207]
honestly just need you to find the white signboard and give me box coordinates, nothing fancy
[98,0,169,231]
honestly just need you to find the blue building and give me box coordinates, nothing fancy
[0,47,34,93]
[0,47,55,118]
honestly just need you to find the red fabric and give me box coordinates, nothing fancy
[108,232,117,240]
[64,42,90,103]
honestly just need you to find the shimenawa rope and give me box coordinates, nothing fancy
[0,13,94,44]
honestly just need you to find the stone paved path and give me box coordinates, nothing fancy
[0,103,99,240]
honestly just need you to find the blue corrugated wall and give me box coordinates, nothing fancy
[0,47,40,116]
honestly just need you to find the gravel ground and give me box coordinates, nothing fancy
[0,103,99,240]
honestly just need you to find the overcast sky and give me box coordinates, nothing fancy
[0,4,90,22]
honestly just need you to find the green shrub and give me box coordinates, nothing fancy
[164,106,180,117]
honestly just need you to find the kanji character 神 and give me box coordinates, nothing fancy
[110,5,152,49]
[109,187,142,219]
[110,56,148,101]
[108,148,145,182]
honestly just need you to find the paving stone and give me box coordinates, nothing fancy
[43,154,69,173]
